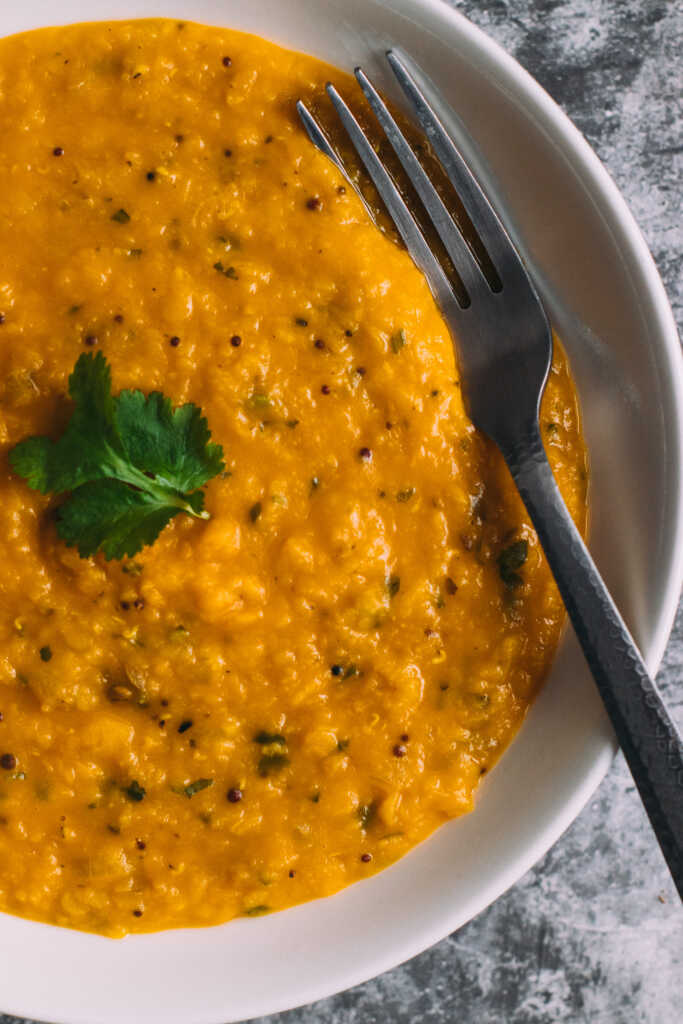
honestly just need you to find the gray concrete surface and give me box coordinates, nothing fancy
[1,1,681,1022]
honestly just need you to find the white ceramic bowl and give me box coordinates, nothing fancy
[1,2,681,1022]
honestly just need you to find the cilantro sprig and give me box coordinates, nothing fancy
[9,353,224,560]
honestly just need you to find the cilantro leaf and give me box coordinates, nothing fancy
[115,389,224,492]
[57,479,184,560]
[8,436,55,492]
[9,353,224,559]
[9,353,124,493]
[497,539,528,588]
[68,348,121,448]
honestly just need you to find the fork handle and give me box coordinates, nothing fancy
[502,424,683,899]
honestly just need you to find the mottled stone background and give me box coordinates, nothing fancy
[2,1,681,1022]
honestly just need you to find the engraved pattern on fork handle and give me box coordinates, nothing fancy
[502,423,683,900]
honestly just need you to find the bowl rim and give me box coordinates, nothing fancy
[241,1,683,1012]
[0,2,681,1021]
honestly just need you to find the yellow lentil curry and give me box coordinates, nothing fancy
[0,19,587,936]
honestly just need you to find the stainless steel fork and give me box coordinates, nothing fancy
[298,51,683,898]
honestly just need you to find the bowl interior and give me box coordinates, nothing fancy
[0,2,681,1023]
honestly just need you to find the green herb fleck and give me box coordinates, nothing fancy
[357,801,376,830]
[39,645,52,662]
[387,576,401,598]
[254,732,286,746]
[445,576,458,595]
[249,501,262,523]
[68,304,82,315]
[183,778,214,798]
[396,487,415,502]
[214,261,238,279]
[258,753,289,777]
[112,208,131,224]
[124,780,146,802]
[497,539,528,589]
[128,248,143,259]
[122,561,143,576]
[244,904,270,916]
[246,393,271,412]
[391,328,407,354]
[9,353,225,560]
[286,419,299,429]
[169,624,190,644]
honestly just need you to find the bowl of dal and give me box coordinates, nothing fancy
[0,1,680,1022]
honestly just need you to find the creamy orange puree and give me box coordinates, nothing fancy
[0,19,587,935]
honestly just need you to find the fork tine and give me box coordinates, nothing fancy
[353,66,488,299]
[296,100,375,222]
[323,83,463,312]
[296,99,347,176]
[386,50,530,289]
